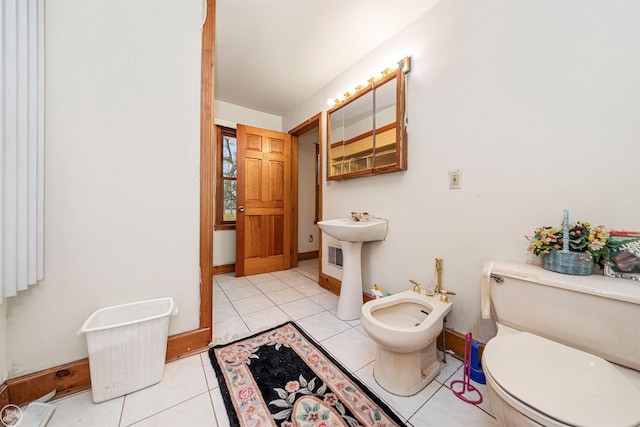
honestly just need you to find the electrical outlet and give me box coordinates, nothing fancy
[449,170,461,189]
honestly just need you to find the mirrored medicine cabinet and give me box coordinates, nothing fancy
[327,68,408,180]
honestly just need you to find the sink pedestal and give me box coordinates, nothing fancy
[316,217,388,321]
[336,241,363,320]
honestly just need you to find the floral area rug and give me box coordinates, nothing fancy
[209,321,407,427]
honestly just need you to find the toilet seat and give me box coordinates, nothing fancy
[483,332,640,427]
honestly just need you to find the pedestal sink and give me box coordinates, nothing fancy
[317,218,388,320]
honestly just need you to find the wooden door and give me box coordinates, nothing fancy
[235,125,292,276]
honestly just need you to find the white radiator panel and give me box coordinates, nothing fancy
[321,235,343,281]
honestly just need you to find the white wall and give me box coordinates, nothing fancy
[5,0,203,377]
[284,0,640,339]
[298,131,320,254]
[214,100,283,132]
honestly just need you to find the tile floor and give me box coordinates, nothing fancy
[46,259,498,426]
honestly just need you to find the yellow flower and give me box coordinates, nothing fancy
[588,234,595,242]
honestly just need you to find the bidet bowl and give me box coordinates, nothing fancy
[361,290,453,353]
[317,218,387,243]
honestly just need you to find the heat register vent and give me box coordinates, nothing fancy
[328,245,343,268]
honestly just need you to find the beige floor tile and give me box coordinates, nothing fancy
[296,269,319,281]
[210,389,231,427]
[408,386,498,427]
[212,316,249,343]
[354,362,440,422]
[265,287,305,305]
[321,328,376,372]
[435,350,463,384]
[345,318,360,327]
[251,278,290,293]
[120,355,209,426]
[213,273,236,283]
[223,284,262,301]
[447,365,494,416]
[214,275,252,290]
[271,269,303,279]
[297,259,319,271]
[47,390,123,427]
[127,392,217,427]
[290,281,326,296]
[296,310,351,341]
[245,272,277,284]
[277,297,325,320]
[230,294,275,315]
[200,352,219,391]
[307,291,339,310]
[213,302,238,323]
[241,306,290,331]
[280,275,317,287]
[213,289,229,305]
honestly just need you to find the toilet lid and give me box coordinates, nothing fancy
[483,332,640,427]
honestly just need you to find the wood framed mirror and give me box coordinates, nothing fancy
[327,67,407,180]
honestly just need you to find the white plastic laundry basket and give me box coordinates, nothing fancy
[78,297,178,403]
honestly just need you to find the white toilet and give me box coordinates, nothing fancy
[482,261,640,427]
[360,289,452,396]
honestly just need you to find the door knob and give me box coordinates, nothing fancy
[238,206,245,212]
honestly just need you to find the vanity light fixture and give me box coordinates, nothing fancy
[328,55,412,108]
[381,66,396,76]
[399,55,412,74]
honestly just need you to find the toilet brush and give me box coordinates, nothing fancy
[450,332,483,404]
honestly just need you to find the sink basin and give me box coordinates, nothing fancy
[317,218,387,243]
[318,217,388,320]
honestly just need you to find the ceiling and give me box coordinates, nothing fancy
[215,0,439,117]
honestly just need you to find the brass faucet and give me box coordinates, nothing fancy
[410,279,421,293]
[439,289,457,303]
[435,258,443,294]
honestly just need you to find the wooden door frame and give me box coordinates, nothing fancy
[171,0,215,349]
[288,113,323,269]
[198,0,215,343]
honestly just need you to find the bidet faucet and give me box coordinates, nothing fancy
[439,289,457,303]
[410,279,421,293]
[435,258,443,294]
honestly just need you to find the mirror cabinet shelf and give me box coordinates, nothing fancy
[327,68,408,181]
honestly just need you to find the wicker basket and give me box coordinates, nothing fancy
[542,251,594,276]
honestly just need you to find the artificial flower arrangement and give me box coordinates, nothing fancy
[526,221,609,268]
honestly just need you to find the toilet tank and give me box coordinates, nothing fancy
[487,260,640,371]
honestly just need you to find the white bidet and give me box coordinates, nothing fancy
[360,290,453,396]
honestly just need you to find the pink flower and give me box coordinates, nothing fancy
[307,354,320,365]
[237,350,251,360]
[244,404,258,415]
[237,387,255,401]
[281,422,293,427]
[323,393,338,406]
[285,381,300,393]
[306,411,320,422]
